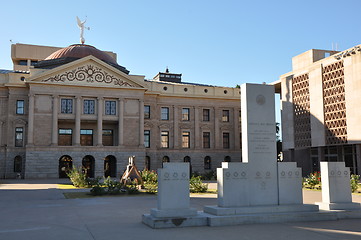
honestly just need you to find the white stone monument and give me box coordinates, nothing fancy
[204,83,318,223]
[142,163,207,228]
[317,162,360,210]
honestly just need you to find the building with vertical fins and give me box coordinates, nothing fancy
[274,44,361,176]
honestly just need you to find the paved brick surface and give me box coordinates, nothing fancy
[0,179,361,240]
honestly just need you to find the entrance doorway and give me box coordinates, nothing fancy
[104,155,117,178]
[59,155,73,178]
[82,155,95,178]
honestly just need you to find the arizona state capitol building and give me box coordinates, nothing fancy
[0,42,242,179]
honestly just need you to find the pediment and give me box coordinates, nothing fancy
[27,56,146,89]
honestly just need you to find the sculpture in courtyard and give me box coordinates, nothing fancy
[76,16,90,44]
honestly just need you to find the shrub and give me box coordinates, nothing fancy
[144,182,157,194]
[190,176,208,193]
[350,174,360,193]
[90,185,106,196]
[141,170,158,184]
[125,180,139,194]
[304,171,321,189]
[103,177,123,195]
[67,166,89,188]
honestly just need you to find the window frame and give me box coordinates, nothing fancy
[161,131,169,148]
[182,131,190,148]
[222,110,230,122]
[83,99,95,115]
[223,132,230,149]
[16,100,25,115]
[60,98,73,114]
[105,100,117,115]
[182,108,190,121]
[161,107,169,120]
[144,105,151,119]
[203,109,210,121]
[144,130,150,148]
[203,132,210,148]
[15,127,24,147]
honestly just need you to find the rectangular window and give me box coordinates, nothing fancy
[161,107,169,120]
[203,132,210,148]
[203,109,210,121]
[83,100,95,114]
[58,128,72,146]
[223,132,230,149]
[80,129,93,146]
[16,100,24,115]
[102,129,113,146]
[182,131,190,148]
[61,99,73,114]
[239,110,242,124]
[144,130,150,148]
[105,101,116,115]
[144,105,150,119]
[161,131,169,148]
[222,110,230,122]
[182,108,190,121]
[15,127,24,147]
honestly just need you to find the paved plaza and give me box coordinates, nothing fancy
[0,179,361,240]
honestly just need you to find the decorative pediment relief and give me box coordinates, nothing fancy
[220,125,231,131]
[200,124,212,130]
[158,123,172,129]
[179,123,192,129]
[42,64,134,87]
[144,121,154,128]
[14,118,27,125]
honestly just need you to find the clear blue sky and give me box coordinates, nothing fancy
[0,0,360,127]
[1,0,360,86]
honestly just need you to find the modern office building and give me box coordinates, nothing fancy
[0,43,241,179]
[274,44,361,176]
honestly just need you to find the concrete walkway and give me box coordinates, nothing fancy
[0,179,361,240]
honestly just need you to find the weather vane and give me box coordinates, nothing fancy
[76,16,90,44]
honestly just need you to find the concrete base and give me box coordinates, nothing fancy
[316,202,361,210]
[142,212,208,228]
[150,208,198,218]
[204,204,319,216]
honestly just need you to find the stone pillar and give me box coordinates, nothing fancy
[97,97,103,146]
[0,121,4,146]
[118,98,124,146]
[139,100,144,147]
[51,95,58,146]
[27,94,35,146]
[173,105,178,149]
[233,107,240,149]
[74,96,81,146]
[214,107,219,149]
[194,107,200,149]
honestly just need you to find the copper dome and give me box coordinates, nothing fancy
[45,44,117,64]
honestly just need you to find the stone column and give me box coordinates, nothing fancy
[173,105,178,149]
[0,121,4,146]
[194,107,200,149]
[74,96,81,146]
[97,97,103,146]
[118,98,124,146]
[27,94,35,146]
[233,107,240,149]
[214,107,219,149]
[51,95,59,146]
[139,100,144,147]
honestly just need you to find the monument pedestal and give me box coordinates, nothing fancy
[142,212,208,229]
[316,202,361,210]
[150,207,198,218]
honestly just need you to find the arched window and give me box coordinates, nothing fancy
[162,156,170,168]
[59,155,73,178]
[204,156,211,170]
[14,156,22,173]
[145,156,151,170]
[104,155,117,178]
[82,155,95,178]
[224,156,231,162]
[184,156,192,174]
[162,156,170,163]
